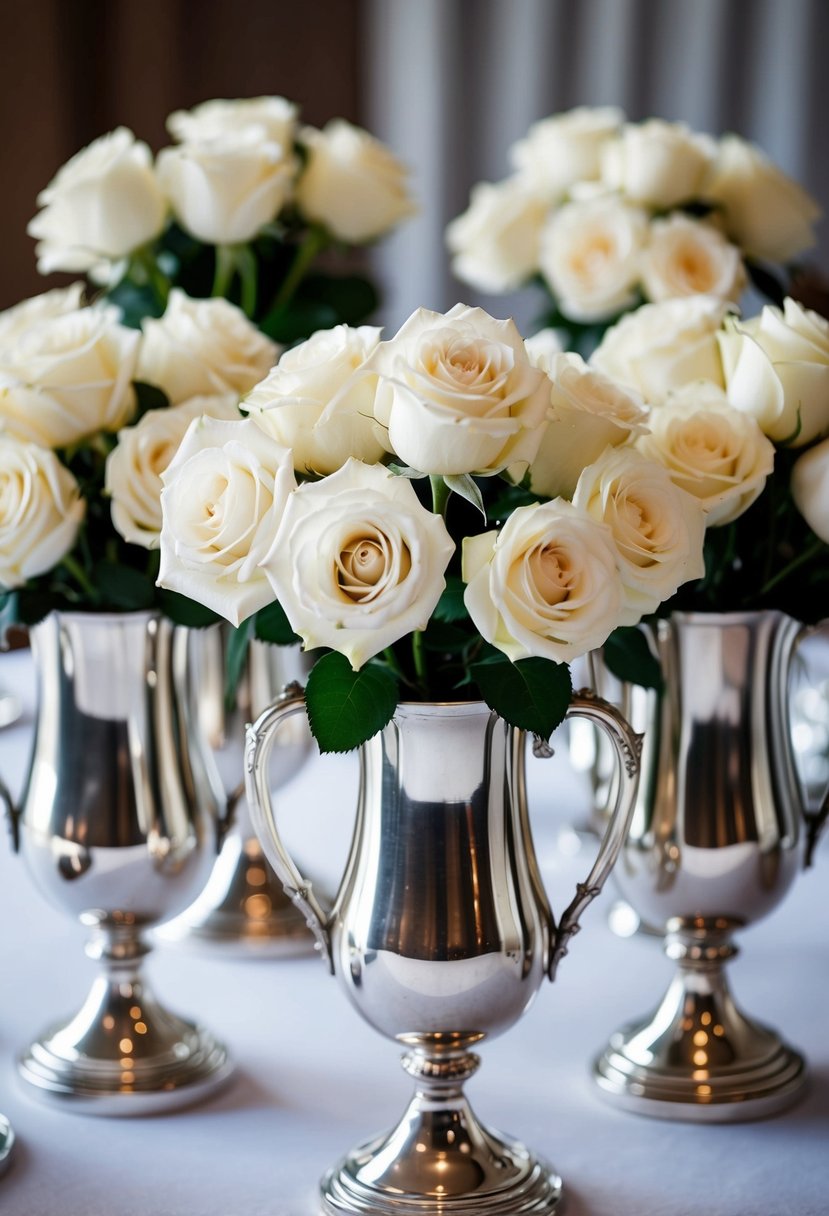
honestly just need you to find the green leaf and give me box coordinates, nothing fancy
[254,600,300,645]
[421,618,472,653]
[602,627,664,692]
[487,483,538,521]
[444,473,486,519]
[433,576,468,623]
[305,651,398,753]
[157,589,222,628]
[261,298,339,344]
[387,463,427,479]
[104,279,164,328]
[92,562,155,611]
[471,654,572,741]
[746,260,787,308]
[132,380,171,421]
[224,617,253,712]
[302,272,380,326]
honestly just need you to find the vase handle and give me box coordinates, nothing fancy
[245,683,333,971]
[547,688,643,981]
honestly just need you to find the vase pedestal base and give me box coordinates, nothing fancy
[321,1049,562,1216]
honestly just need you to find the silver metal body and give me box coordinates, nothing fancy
[158,630,316,955]
[14,611,232,1113]
[593,611,815,1120]
[246,693,642,1215]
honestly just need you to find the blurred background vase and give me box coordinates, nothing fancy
[13,610,232,1113]
[593,611,826,1121]
[159,628,315,955]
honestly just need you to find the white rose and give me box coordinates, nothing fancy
[590,296,729,404]
[0,438,85,588]
[637,383,774,525]
[538,196,648,322]
[158,417,295,625]
[0,284,85,346]
[525,353,649,499]
[295,120,415,242]
[368,304,550,477]
[263,459,454,670]
[510,106,624,202]
[719,298,829,446]
[245,325,384,474]
[106,393,240,549]
[167,96,298,148]
[791,435,829,543]
[27,128,167,276]
[600,119,716,208]
[641,214,746,305]
[705,135,821,263]
[572,447,706,624]
[462,499,624,663]
[523,328,565,372]
[157,128,295,245]
[446,175,548,293]
[0,303,139,447]
[137,289,278,405]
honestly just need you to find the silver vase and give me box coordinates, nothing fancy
[158,629,315,954]
[12,610,232,1113]
[593,610,827,1121]
[246,691,642,1216]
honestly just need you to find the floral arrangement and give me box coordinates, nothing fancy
[157,304,710,753]
[446,107,821,350]
[0,96,414,630]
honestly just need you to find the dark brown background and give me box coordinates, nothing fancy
[0,0,362,309]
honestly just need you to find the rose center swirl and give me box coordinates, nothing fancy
[528,543,573,606]
[336,529,412,603]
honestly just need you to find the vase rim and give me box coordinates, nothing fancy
[660,609,800,626]
[392,699,491,719]
[35,608,160,627]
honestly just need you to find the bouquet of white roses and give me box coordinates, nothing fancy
[446,107,821,351]
[157,304,710,753]
[0,96,414,631]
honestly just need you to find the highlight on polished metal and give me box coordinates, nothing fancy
[593,611,820,1121]
[0,1115,14,1176]
[158,629,316,955]
[246,691,642,1215]
[10,611,232,1114]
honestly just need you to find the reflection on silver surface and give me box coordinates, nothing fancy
[0,1116,13,1176]
[593,612,816,1121]
[14,611,231,1113]
[247,693,641,1215]
[158,629,316,955]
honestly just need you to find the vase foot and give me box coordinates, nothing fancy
[593,949,807,1122]
[18,972,232,1115]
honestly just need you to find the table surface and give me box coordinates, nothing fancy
[0,647,827,1216]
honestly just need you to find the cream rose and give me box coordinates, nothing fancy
[27,128,167,276]
[463,499,624,663]
[137,289,277,405]
[509,106,624,202]
[263,460,454,670]
[368,304,550,477]
[0,303,139,447]
[637,383,774,525]
[525,353,649,499]
[705,135,821,263]
[167,96,298,148]
[573,447,706,624]
[523,329,565,372]
[590,296,728,404]
[791,436,829,543]
[245,325,384,474]
[295,120,415,242]
[538,196,648,322]
[0,284,85,346]
[0,438,85,588]
[641,214,746,305]
[106,394,241,549]
[157,129,295,245]
[158,416,295,625]
[446,175,548,293]
[600,119,715,208]
[718,298,829,447]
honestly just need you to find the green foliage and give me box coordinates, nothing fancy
[305,651,399,753]
[254,600,300,645]
[224,618,253,713]
[433,576,468,623]
[157,591,221,628]
[471,653,572,742]
[603,627,664,692]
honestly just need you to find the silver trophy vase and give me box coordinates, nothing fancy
[246,692,642,1216]
[593,611,826,1121]
[11,610,232,1113]
[159,629,315,954]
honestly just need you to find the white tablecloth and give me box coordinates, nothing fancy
[0,648,827,1216]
